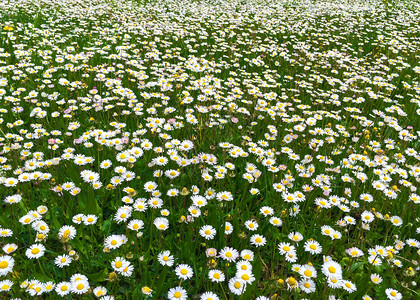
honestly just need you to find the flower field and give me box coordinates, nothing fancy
[0,0,419,298]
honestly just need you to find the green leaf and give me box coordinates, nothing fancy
[86,268,108,282]
[351,261,367,272]
[33,272,52,281]
[102,219,112,236]
[49,208,61,228]
[155,267,168,297]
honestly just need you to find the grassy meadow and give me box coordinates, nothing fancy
[0,0,419,299]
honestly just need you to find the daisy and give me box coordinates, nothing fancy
[342,280,357,293]
[370,273,383,284]
[390,216,403,226]
[72,214,84,224]
[58,225,77,240]
[93,286,107,297]
[385,288,402,300]
[71,280,89,294]
[224,222,233,235]
[250,188,260,195]
[55,282,71,297]
[288,232,303,242]
[250,234,267,247]
[244,220,259,231]
[83,214,98,225]
[284,251,298,263]
[144,181,158,192]
[200,291,219,300]
[240,250,254,261]
[228,278,246,295]
[0,280,13,292]
[120,263,134,277]
[299,278,316,293]
[327,276,343,289]
[104,235,125,250]
[153,217,169,230]
[111,257,129,273]
[168,286,188,300]
[304,240,323,254]
[54,255,72,268]
[114,206,132,223]
[2,243,18,254]
[361,211,375,223]
[141,286,153,296]
[216,191,233,202]
[199,225,217,240]
[208,269,225,282]
[165,169,180,179]
[234,260,252,274]
[133,199,148,212]
[127,219,144,231]
[26,244,46,259]
[147,197,163,208]
[219,247,239,262]
[175,264,194,280]
[286,277,299,290]
[157,251,174,267]
[0,256,14,276]
[191,195,207,207]
[167,188,179,197]
[236,270,255,285]
[322,260,342,279]
[368,255,382,266]
[188,206,201,218]
[299,264,317,279]
[269,217,282,227]
[346,247,364,258]
[278,242,295,255]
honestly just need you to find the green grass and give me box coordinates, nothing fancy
[0,0,419,299]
